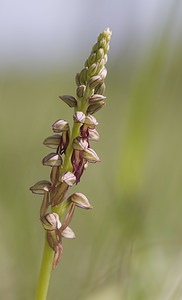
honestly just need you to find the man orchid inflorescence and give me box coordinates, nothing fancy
[30,28,112,269]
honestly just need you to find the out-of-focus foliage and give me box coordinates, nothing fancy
[1,4,182,300]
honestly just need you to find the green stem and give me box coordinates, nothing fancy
[63,122,81,171]
[61,99,89,171]
[35,237,54,300]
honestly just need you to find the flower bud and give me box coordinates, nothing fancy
[82,148,100,163]
[72,137,88,151]
[103,54,108,65]
[88,63,98,77]
[103,28,112,42]
[84,114,98,129]
[43,134,61,149]
[88,75,102,89]
[30,180,51,195]
[92,42,99,53]
[42,153,62,167]
[87,52,97,66]
[94,82,105,95]
[97,28,112,55]
[61,172,76,186]
[87,101,105,114]
[79,68,88,84]
[84,59,89,68]
[96,58,105,74]
[104,44,110,54]
[69,192,92,210]
[75,73,81,86]
[73,111,85,123]
[76,85,86,98]
[52,120,69,133]
[59,95,77,108]
[99,67,107,80]
[99,38,107,51]
[89,94,106,104]
[42,213,61,231]
[96,47,105,61]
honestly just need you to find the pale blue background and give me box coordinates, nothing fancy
[1,0,181,71]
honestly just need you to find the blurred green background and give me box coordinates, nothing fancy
[1,1,182,299]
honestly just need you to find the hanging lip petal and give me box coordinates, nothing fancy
[69,192,93,210]
[52,243,63,269]
[61,226,76,239]
[88,128,100,141]
[30,180,51,195]
[42,153,62,167]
